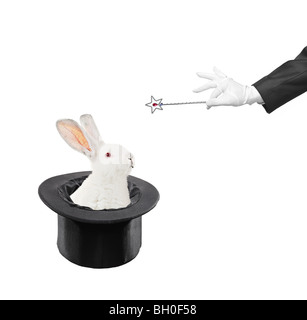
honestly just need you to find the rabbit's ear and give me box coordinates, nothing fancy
[80,114,102,145]
[56,119,95,158]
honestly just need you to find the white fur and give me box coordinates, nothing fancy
[56,115,134,210]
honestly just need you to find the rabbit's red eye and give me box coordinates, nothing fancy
[105,153,111,157]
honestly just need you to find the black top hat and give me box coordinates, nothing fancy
[38,171,160,268]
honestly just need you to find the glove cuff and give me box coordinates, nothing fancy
[245,86,264,105]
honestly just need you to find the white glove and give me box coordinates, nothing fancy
[193,67,264,109]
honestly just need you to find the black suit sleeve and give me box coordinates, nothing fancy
[253,47,307,113]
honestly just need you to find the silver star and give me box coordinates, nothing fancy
[146,96,163,113]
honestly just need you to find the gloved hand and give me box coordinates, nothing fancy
[193,67,264,109]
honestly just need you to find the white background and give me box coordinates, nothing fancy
[1,0,307,300]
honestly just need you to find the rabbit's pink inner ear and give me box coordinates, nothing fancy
[59,122,91,151]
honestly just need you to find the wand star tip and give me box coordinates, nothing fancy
[146,96,163,114]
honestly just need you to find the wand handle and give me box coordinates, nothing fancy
[161,101,206,106]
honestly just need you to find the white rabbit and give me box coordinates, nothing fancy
[56,114,135,210]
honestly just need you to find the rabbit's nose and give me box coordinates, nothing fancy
[129,154,135,168]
